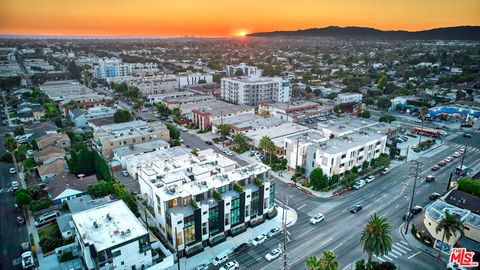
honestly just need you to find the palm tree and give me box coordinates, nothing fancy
[305,251,339,270]
[436,210,464,257]
[360,213,393,264]
[306,255,320,270]
[4,134,21,183]
[233,132,247,152]
[259,136,276,165]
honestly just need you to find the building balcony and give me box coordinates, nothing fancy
[139,243,152,253]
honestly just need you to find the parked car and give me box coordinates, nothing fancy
[353,180,366,190]
[425,175,435,182]
[365,176,375,183]
[205,141,213,145]
[21,251,34,269]
[11,181,19,191]
[219,261,239,270]
[180,127,188,132]
[34,211,59,227]
[431,165,440,171]
[10,167,16,174]
[20,242,30,252]
[309,213,325,224]
[15,203,21,212]
[463,133,472,138]
[267,226,282,237]
[429,192,440,200]
[381,167,390,175]
[251,234,267,246]
[350,204,363,213]
[446,262,468,270]
[233,243,250,255]
[437,161,447,167]
[265,248,282,261]
[212,253,228,266]
[193,264,209,270]
[16,216,25,225]
[411,205,423,215]
[444,156,453,163]
[120,170,129,177]
[453,152,462,158]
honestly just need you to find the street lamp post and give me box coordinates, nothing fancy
[404,160,421,235]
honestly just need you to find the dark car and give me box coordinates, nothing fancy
[16,216,25,225]
[205,141,213,145]
[425,175,435,182]
[411,205,423,215]
[350,204,363,213]
[437,161,447,167]
[429,192,440,200]
[233,243,250,255]
[15,203,21,213]
[463,133,472,138]
[431,165,440,171]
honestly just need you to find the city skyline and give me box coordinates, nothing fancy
[0,0,479,36]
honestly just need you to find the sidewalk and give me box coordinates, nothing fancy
[398,223,448,264]
[165,205,297,270]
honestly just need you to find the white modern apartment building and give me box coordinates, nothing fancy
[71,200,153,270]
[284,130,328,170]
[127,147,275,256]
[178,72,213,89]
[226,63,262,78]
[221,76,290,106]
[304,131,387,177]
[336,93,363,104]
[94,58,159,81]
[128,75,178,96]
[69,106,118,128]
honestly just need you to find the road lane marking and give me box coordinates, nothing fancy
[392,245,407,254]
[332,242,343,251]
[388,253,398,259]
[390,249,402,256]
[374,256,386,262]
[398,242,411,251]
[383,255,393,261]
[394,204,400,208]
[407,251,421,259]
[297,228,315,239]
[297,204,307,210]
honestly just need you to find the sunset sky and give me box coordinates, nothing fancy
[0,0,479,36]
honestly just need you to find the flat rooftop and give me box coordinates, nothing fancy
[113,139,169,158]
[245,122,310,147]
[286,130,327,144]
[427,198,480,228]
[163,95,215,104]
[95,120,166,141]
[260,101,320,111]
[318,117,379,135]
[223,76,281,84]
[186,100,253,117]
[312,131,385,155]
[72,200,147,251]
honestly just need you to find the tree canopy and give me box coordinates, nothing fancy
[114,109,133,123]
[360,213,393,264]
[310,168,329,190]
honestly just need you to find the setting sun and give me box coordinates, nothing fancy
[235,30,248,37]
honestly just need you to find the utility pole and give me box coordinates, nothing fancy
[282,192,290,270]
[446,173,453,192]
[295,137,300,179]
[458,141,468,177]
[405,161,421,235]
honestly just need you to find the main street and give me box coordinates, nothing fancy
[220,133,480,270]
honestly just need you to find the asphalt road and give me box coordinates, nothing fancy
[0,127,29,270]
[215,133,480,270]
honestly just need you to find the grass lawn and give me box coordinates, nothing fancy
[38,224,60,241]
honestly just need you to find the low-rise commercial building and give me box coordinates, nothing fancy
[258,101,333,122]
[128,75,178,96]
[69,106,117,128]
[190,100,254,131]
[317,117,380,138]
[129,147,275,256]
[178,72,213,89]
[72,200,154,270]
[221,76,290,106]
[162,95,216,110]
[336,93,363,104]
[40,80,111,106]
[147,91,196,104]
[92,120,170,159]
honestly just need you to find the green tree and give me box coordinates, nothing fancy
[360,213,393,264]
[156,103,171,117]
[217,124,230,141]
[305,250,339,270]
[233,132,248,152]
[4,134,20,182]
[363,98,375,106]
[435,210,464,257]
[376,98,392,110]
[377,75,388,90]
[86,180,113,198]
[361,110,371,118]
[16,189,32,206]
[420,106,428,120]
[378,115,396,123]
[234,69,244,76]
[113,109,133,123]
[306,255,320,270]
[309,168,328,190]
[259,136,275,165]
[166,123,180,140]
[172,107,181,118]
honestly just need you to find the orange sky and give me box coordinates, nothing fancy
[0,0,479,36]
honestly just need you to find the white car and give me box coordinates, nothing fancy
[181,127,188,132]
[26,150,35,156]
[212,253,228,266]
[179,137,184,143]
[353,180,366,190]
[11,181,19,189]
[225,151,234,156]
[251,234,267,246]
[267,226,282,237]
[365,176,375,183]
[121,170,129,177]
[381,167,390,175]
[21,251,34,269]
[10,167,16,174]
[219,260,239,270]
[453,152,462,158]
[309,213,325,224]
[265,248,282,261]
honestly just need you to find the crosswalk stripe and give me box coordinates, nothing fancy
[374,256,386,262]
[388,253,398,259]
[392,244,407,253]
[383,255,394,261]
[400,240,408,246]
[397,243,412,251]
[390,249,402,256]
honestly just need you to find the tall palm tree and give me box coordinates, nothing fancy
[436,210,464,257]
[233,132,247,151]
[360,213,393,264]
[306,255,320,270]
[4,134,21,183]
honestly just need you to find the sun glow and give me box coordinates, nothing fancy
[235,30,248,37]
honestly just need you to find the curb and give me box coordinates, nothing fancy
[397,224,446,263]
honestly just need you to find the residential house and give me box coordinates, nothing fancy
[37,158,69,182]
[36,133,71,150]
[47,172,98,204]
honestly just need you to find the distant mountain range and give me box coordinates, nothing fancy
[247,26,480,40]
